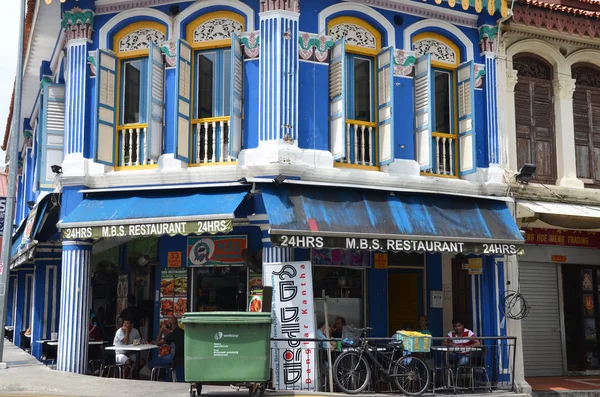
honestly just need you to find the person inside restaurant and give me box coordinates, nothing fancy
[114,318,142,378]
[419,315,431,335]
[152,316,185,381]
[331,317,346,338]
[119,295,140,330]
[442,318,480,366]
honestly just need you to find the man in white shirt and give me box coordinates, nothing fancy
[113,318,141,372]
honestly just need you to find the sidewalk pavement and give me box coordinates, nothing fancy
[0,340,529,397]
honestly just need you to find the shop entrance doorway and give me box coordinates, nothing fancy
[452,257,472,329]
[189,267,247,312]
[388,271,422,336]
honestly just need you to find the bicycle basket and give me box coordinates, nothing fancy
[341,326,362,347]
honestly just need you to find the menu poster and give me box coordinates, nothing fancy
[248,273,263,313]
[160,268,188,328]
[116,275,129,317]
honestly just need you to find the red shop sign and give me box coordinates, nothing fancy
[523,228,600,249]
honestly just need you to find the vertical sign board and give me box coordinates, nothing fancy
[0,196,6,237]
[264,261,317,391]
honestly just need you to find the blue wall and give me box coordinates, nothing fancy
[6,274,17,327]
[298,63,328,151]
[31,258,61,359]
[14,268,34,349]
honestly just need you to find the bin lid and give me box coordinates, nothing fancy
[181,312,272,324]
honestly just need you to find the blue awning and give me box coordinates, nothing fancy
[262,185,524,255]
[58,188,250,239]
[11,193,60,268]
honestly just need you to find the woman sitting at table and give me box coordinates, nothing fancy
[441,318,480,366]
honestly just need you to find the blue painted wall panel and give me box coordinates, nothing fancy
[298,62,328,150]
[164,67,176,154]
[368,264,388,337]
[244,60,259,150]
[475,89,488,168]
[425,254,443,338]
[395,76,415,160]
[6,274,16,327]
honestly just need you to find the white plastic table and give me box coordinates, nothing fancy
[105,344,158,379]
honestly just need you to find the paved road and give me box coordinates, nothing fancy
[0,340,530,397]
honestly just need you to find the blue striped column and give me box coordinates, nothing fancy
[484,53,499,165]
[61,9,93,165]
[261,227,294,265]
[57,241,92,374]
[259,2,299,143]
[64,40,89,157]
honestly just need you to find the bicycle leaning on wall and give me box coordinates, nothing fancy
[332,327,430,395]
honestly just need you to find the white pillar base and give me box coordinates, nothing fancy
[382,159,420,177]
[556,177,584,189]
[158,153,188,170]
[0,362,8,369]
[239,141,333,169]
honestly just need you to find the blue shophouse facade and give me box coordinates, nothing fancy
[4,0,526,388]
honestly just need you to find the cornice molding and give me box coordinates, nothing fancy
[95,0,182,14]
[503,27,600,50]
[346,0,479,28]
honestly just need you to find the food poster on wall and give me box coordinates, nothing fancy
[311,249,370,267]
[116,275,129,316]
[187,235,247,266]
[248,273,263,312]
[160,268,188,328]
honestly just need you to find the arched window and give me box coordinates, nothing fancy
[178,11,244,165]
[94,21,167,169]
[327,16,394,168]
[513,55,556,184]
[411,33,476,178]
[572,64,600,185]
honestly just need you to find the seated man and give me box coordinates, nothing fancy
[442,319,480,366]
[152,316,185,381]
[331,317,346,339]
[113,318,141,377]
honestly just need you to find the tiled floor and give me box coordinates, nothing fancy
[528,376,600,391]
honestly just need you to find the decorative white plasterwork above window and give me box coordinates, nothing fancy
[119,28,166,53]
[413,38,456,66]
[193,18,243,42]
[329,23,376,50]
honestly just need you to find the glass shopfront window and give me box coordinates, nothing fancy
[312,249,368,329]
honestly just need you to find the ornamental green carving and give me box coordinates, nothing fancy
[61,8,94,29]
[478,25,498,41]
[40,76,53,89]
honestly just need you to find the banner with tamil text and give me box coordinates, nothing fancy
[264,261,317,391]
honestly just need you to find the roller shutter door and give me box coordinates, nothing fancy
[520,261,564,376]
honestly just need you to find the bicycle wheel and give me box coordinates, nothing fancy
[393,356,430,396]
[333,351,371,394]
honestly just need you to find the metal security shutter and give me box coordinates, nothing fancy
[520,261,564,376]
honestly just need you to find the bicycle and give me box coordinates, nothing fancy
[332,327,430,396]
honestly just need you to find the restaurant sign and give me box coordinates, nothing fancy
[61,219,233,240]
[271,234,523,255]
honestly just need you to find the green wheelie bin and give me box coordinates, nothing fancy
[182,312,272,396]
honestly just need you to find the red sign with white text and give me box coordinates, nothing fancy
[524,228,600,248]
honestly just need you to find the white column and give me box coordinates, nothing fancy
[57,241,92,374]
[504,254,532,394]
[553,77,584,188]
[503,69,519,174]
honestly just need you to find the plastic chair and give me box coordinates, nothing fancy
[100,345,130,379]
[455,346,491,392]
[151,364,177,382]
[41,342,57,368]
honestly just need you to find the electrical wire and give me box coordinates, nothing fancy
[499,289,530,320]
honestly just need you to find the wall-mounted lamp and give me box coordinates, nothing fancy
[515,163,536,184]
[51,165,62,175]
[26,201,35,210]
[274,174,287,186]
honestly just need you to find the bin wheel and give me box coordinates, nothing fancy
[189,384,195,397]
[249,383,265,397]
[195,383,202,395]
